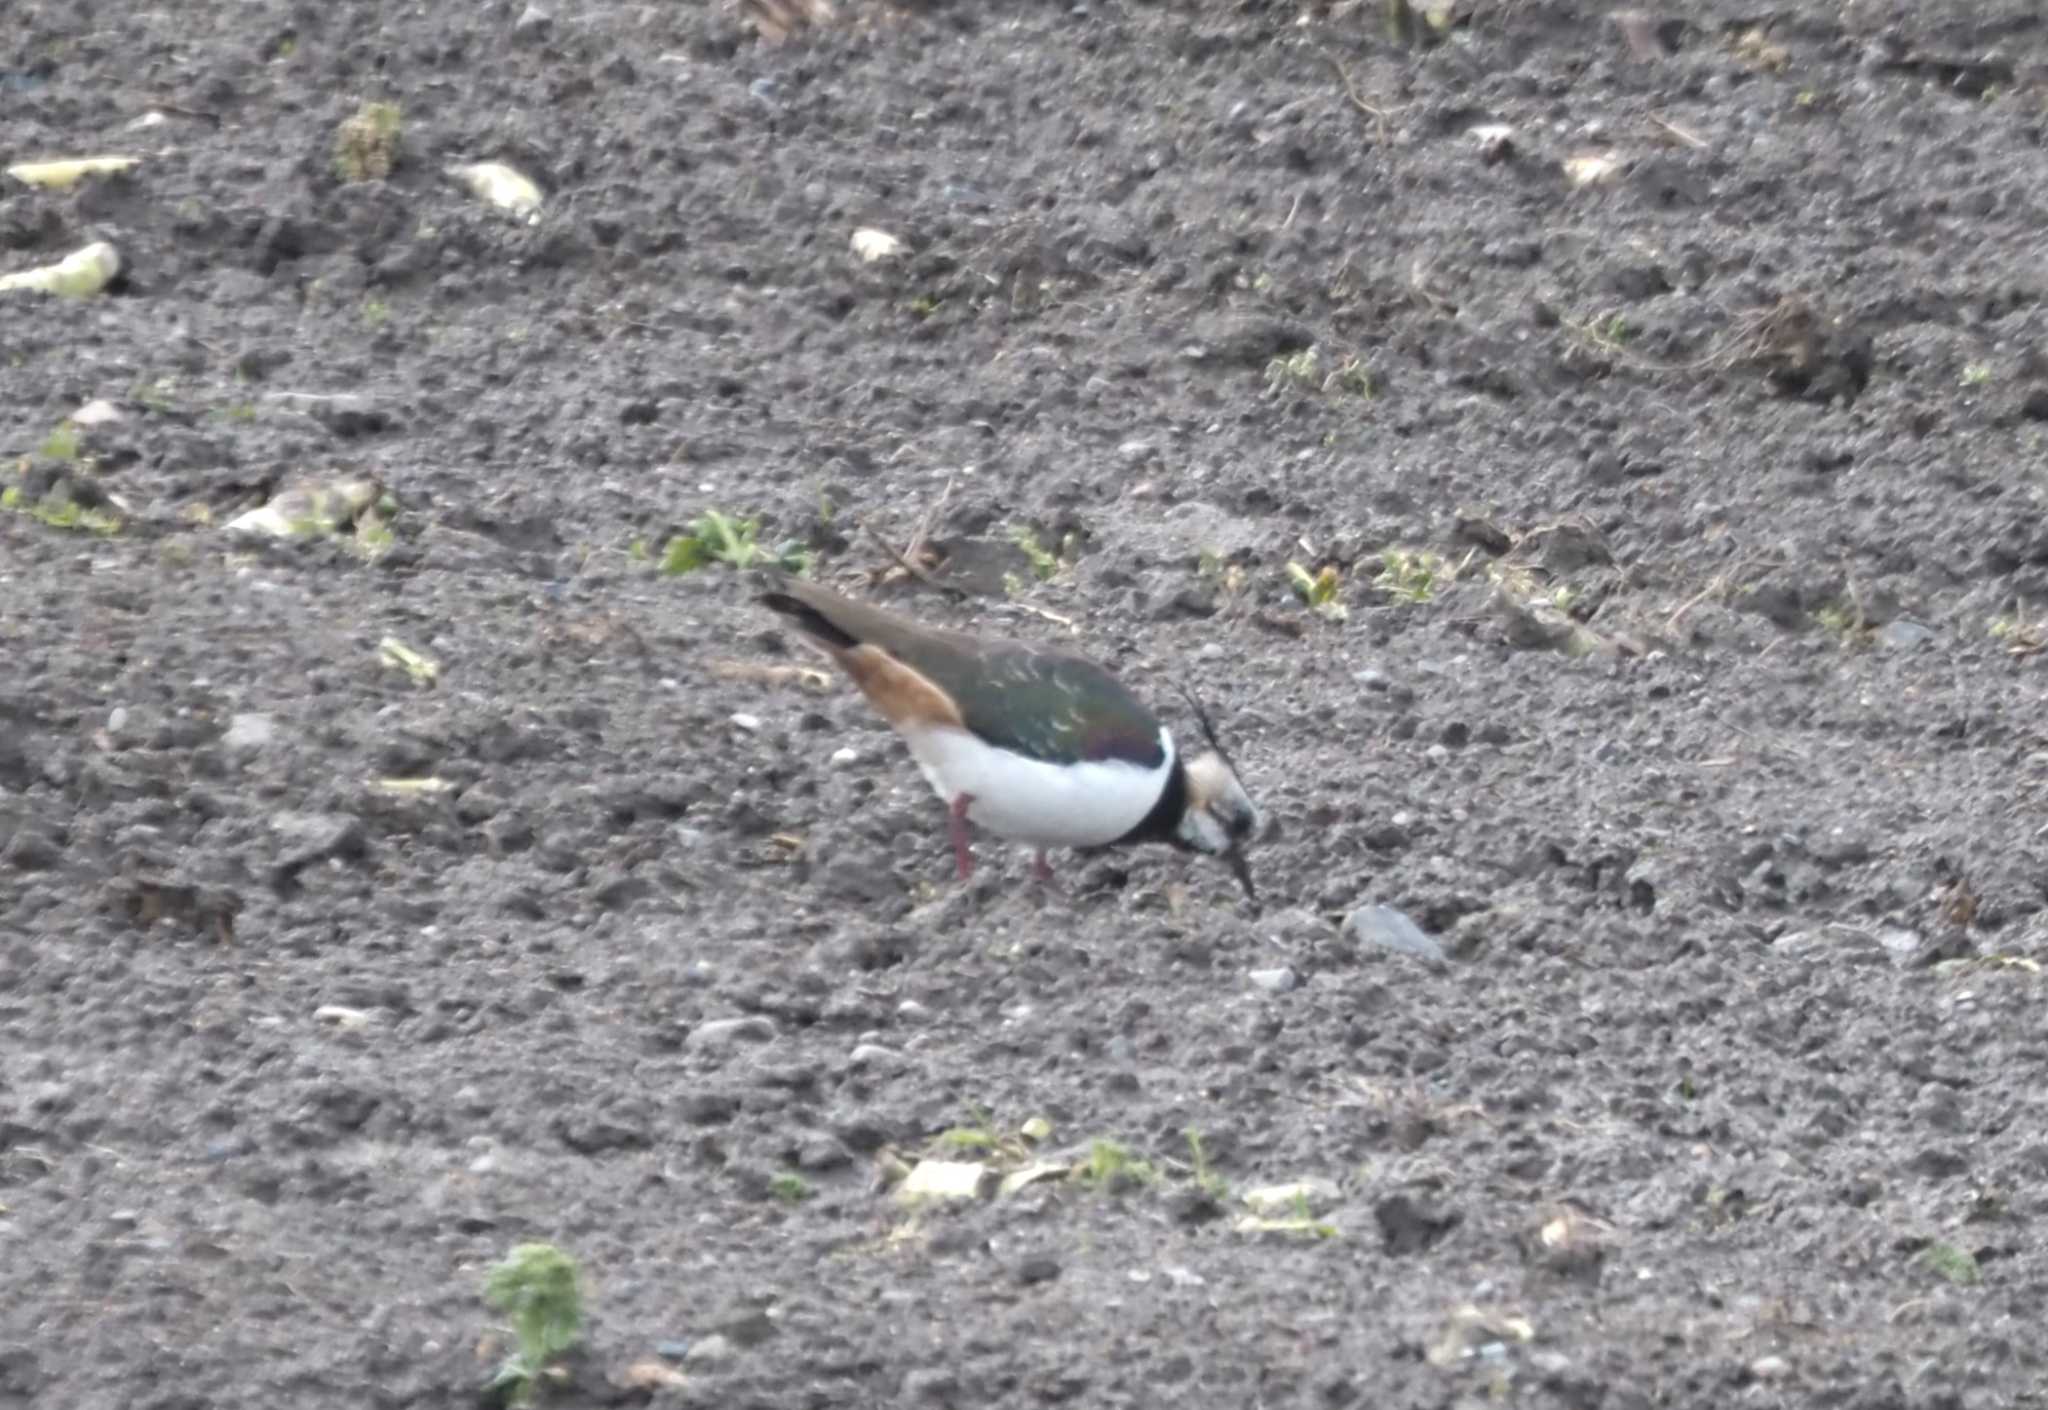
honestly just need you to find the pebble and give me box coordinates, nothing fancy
[1248,966,1299,993]
[679,1091,738,1125]
[511,2,552,40]
[1242,1177,1341,1215]
[730,712,763,733]
[685,1016,777,1049]
[271,812,364,873]
[1750,1355,1791,1380]
[1878,619,1934,651]
[224,713,277,753]
[896,998,933,1024]
[1344,904,1448,965]
[1424,743,1451,766]
[1015,1255,1061,1285]
[1353,667,1389,690]
[107,706,129,734]
[849,1042,909,1071]
[684,1333,735,1367]
[5,829,61,871]
[829,746,860,767]
[903,1368,959,1401]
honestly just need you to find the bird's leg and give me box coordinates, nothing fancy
[948,793,976,880]
[1031,850,1056,884]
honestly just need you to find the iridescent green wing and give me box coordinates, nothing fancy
[903,639,1167,769]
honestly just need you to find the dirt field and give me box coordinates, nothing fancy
[6,2,2048,1406]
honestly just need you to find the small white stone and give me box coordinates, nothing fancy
[830,746,859,767]
[849,1042,908,1071]
[107,706,129,733]
[730,712,763,733]
[851,228,905,262]
[896,999,933,1023]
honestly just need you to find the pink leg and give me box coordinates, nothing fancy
[949,794,976,880]
[1031,850,1056,884]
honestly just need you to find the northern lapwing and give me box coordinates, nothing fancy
[758,571,1260,900]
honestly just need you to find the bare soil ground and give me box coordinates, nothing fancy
[6,2,2048,1406]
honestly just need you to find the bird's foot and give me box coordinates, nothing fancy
[1031,850,1056,884]
[948,793,976,880]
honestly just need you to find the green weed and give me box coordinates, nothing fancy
[659,509,810,576]
[1072,1139,1154,1193]
[1374,548,1446,604]
[483,1243,583,1407]
[37,424,81,462]
[1286,561,1348,622]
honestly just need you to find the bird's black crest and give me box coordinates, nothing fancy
[1173,682,1240,774]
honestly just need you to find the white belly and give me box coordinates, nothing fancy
[900,724,1173,848]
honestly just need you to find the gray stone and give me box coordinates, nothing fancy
[683,1333,735,1367]
[678,1090,739,1125]
[1344,904,1448,965]
[1878,619,1934,651]
[513,4,553,41]
[1015,1254,1061,1285]
[5,828,60,872]
[1248,966,1299,993]
[903,1367,959,1401]
[848,1042,908,1072]
[685,1016,777,1050]
[270,812,364,878]
[224,712,278,753]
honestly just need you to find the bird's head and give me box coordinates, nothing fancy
[1168,688,1259,902]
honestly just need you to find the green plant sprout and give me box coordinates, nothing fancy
[1185,1128,1228,1200]
[1073,1139,1154,1192]
[483,1243,584,1406]
[1286,561,1348,622]
[1374,548,1445,604]
[1009,525,1060,581]
[769,1173,813,1204]
[659,509,810,576]
[38,424,81,462]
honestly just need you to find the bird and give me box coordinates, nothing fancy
[757,571,1259,900]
